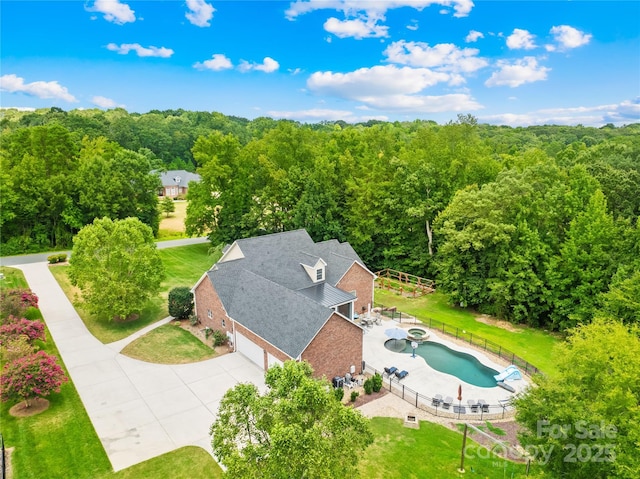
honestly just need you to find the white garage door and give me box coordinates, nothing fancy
[267,353,283,369]
[236,332,264,369]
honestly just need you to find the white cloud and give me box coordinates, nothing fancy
[324,16,388,39]
[465,30,484,43]
[86,0,135,25]
[485,57,550,87]
[545,25,592,52]
[285,1,472,39]
[193,54,233,71]
[92,96,124,108]
[285,0,474,20]
[288,68,303,75]
[267,108,388,122]
[406,20,419,31]
[506,28,536,50]
[238,57,280,73]
[480,98,640,127]
[306,65,481,113]
[185,0,215,27]
[0,74,77,102]
[308,65,450,98]
[106,43,174,58]
[383,40,488,73]
[360,93,482,113]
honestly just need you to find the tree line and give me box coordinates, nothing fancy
[1,108,638,331]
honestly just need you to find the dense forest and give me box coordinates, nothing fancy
[1,107,639,331]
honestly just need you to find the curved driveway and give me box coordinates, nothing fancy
[16,261,265,472]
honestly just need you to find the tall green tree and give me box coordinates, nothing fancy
[513,318,640,478]
[210,361,373,479]
[69,217,165,321]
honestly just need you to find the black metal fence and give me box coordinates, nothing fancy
[1,433,5,479]
[363,363,514,420]
[374,302,541,377]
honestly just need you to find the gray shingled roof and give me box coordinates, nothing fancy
[157,170,201,187]
[205,229,369,359]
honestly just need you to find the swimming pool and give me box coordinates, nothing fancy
[385,339,499,388]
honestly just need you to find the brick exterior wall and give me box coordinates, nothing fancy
[301,313,363,380]
[337,262,375,318]
[193,277,233,335]
[234,323,291,370]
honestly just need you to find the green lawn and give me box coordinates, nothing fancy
[104,447,222,479]
[121,323,216,363]
[358,417,539,478]
[158,242,220,296]
[0,266,29,290]
[48,243,219,344]
[375,289,560,377]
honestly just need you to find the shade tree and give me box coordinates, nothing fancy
[69,217,165,321]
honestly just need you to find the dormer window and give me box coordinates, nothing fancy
[301,257,327,283]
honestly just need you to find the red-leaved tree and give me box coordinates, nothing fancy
[0,350,68,407]
[0,316,46,346]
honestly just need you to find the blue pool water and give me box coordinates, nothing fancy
[385,339,499,388]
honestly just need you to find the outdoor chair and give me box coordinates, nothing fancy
[432,394,443,407]
[384,366,398,377]
[443,396,453,410]
[478,399,489,413]
[394,370,409,380]
[467,399,479,413]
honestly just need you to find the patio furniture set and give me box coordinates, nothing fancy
[383,366,409,380]
[430,394,490,414]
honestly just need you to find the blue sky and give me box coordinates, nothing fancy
[1,0,639,126]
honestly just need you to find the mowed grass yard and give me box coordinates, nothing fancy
[359,418,538,478]
[49,243,219,344]
[375,288,560,377]
[157,200,188,240]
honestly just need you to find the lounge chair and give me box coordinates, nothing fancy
[432,394,443,407]
[477,399,489,413]
[384,366,398,377]
[497,381,516,393]
[467,399,479,413]
[395,370,409,380]
[443,396,453,410]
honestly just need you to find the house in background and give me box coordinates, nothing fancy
[192,229,376,380]
[157,170,201,198]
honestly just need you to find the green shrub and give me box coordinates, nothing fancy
[363,378,373,395]
[189,314,200,326]
[350,390,359,402]
[168,286,194,319]
[57,253,67,262]
[334,387,345,402]
[212,329,227,347]
[372,372,383,392]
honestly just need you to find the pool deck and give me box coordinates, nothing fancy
[362,318,529,409]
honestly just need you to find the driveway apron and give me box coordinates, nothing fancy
[16,262,266,472]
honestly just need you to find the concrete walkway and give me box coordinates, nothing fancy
[16,262,265,472]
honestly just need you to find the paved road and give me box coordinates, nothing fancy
[14,260,265,472]
[0,236,209,266]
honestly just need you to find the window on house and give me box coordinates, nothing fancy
[207,309,212,319]
[316,268,324,281]
[222,318,226,327]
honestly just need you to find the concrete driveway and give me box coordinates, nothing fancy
[16,262,265,472]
